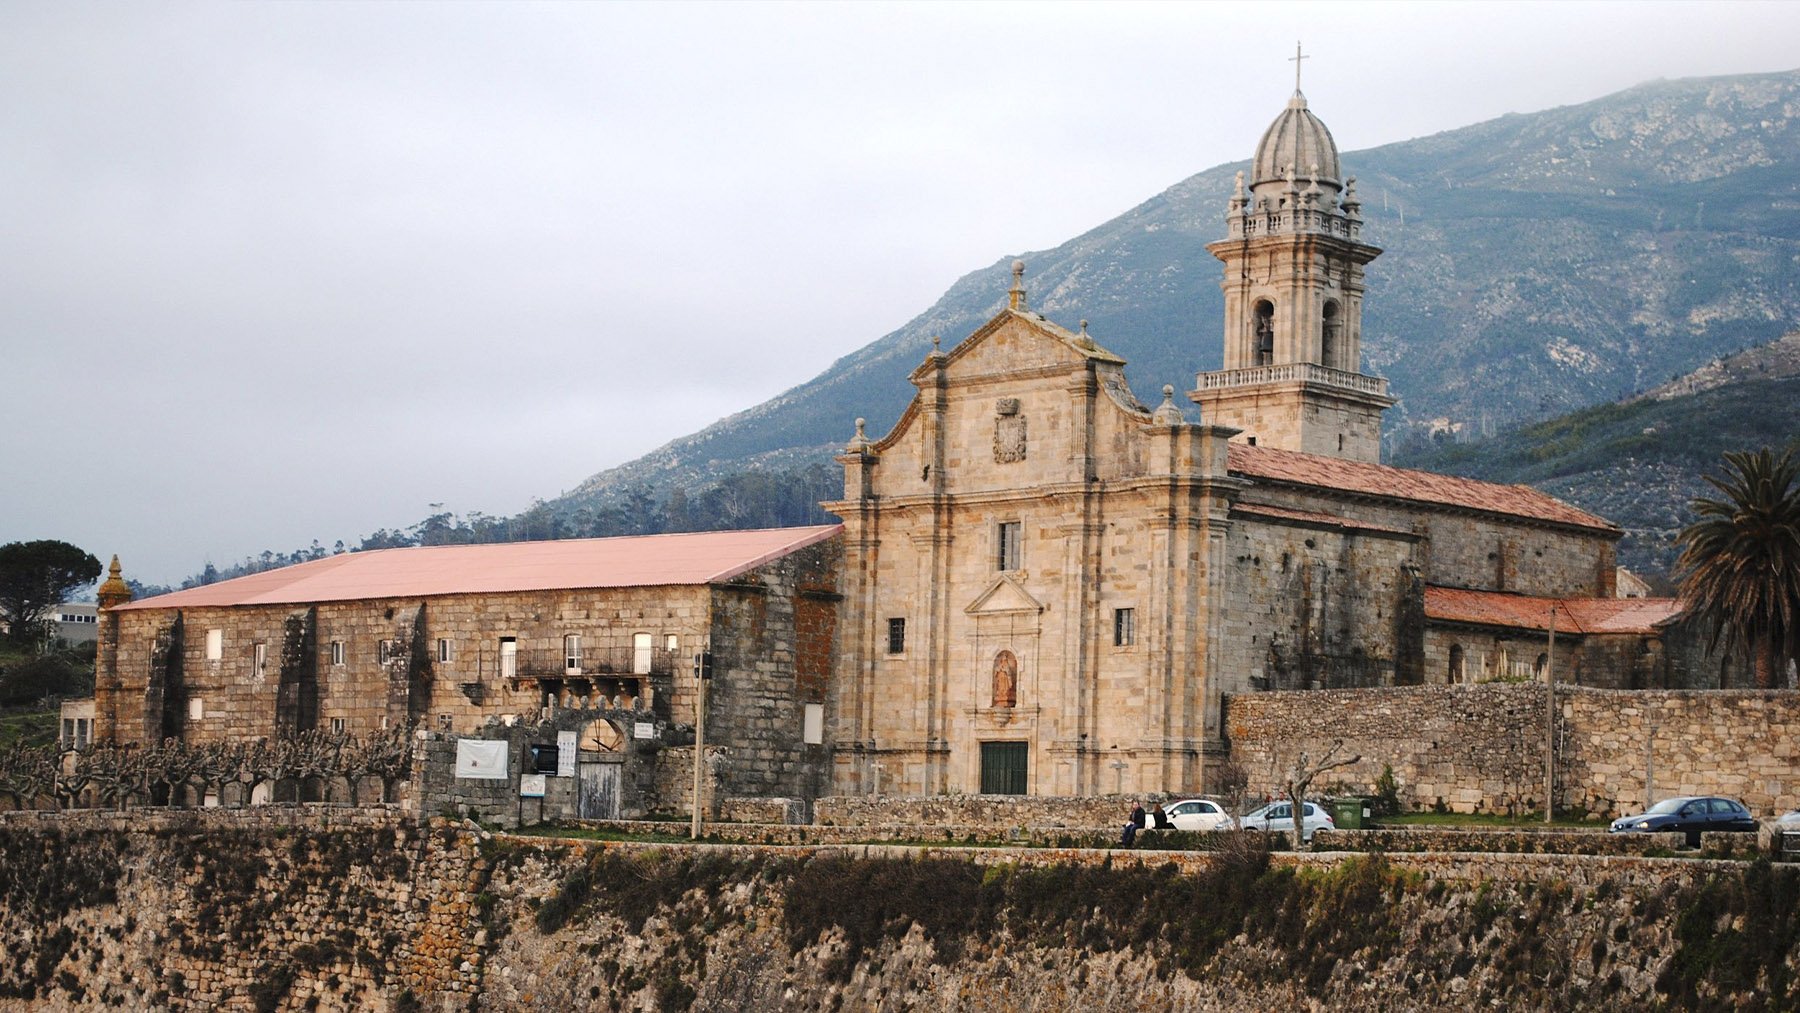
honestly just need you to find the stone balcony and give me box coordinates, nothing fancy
[1192,361,1390,398]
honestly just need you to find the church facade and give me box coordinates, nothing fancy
[823,87,1642,799]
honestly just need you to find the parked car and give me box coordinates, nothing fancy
[1240,800,1335,842]
[1776,809,1800,829]
[1159,798,1234,831]
[1608,795,1757,846]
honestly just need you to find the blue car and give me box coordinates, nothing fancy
[1608,795,1757,846]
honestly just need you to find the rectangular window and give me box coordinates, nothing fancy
[62,719,74,744]
[438,714,453,731]
[329,717,346,735]
[632,632,653,675]
[665,633,679,652]
[1114,608,1136,647]
[188,698,205,722]
[378,639,397,664]
[979,741,1028,795]
[803,702,824,745]
[329,640,344,666]
[564,634,582,674]
[499,637,518,679]
[997,521,1021,571]
[437,638,453,664]
[205,629,223,660]
[76,718,89,749]
[887,618,906,654]
[253,643,268,678]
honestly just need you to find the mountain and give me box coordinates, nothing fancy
[552,68,1800,517]
[1392,331,1800,580]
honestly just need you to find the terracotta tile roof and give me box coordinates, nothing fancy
[1230,502,1414,536]
[114,526,842,611]
[1425,585,1685,635]
[1226,444,1617,533]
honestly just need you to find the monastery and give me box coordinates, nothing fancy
[83,82,1732,814]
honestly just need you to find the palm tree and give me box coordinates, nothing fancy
[1675,447,1800,688]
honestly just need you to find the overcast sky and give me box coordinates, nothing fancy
[4,1,1798,587]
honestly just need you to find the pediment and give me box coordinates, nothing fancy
[964,574,1045,616]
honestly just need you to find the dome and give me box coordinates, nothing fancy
[1250,92,1342,191]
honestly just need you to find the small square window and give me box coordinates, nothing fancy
[437,638,453,664]
[1114,608,1136,647]
[329,641,344,666]
[665,633,679,652]
[437,714,453,731]
[997,521,1021,571]
[329,717,346,735]
[887,618,906,655]
[378,639,397,664]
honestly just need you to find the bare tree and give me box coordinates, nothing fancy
[1282,740,1360,851]
[1213,754,1251,830]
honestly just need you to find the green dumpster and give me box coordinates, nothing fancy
[1331,796,1367,831]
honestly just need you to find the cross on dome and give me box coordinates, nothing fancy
[1289,41,1308,94]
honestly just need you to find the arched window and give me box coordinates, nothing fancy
[579,718,623,753]
[1448,645,1465,684]
[1321,300,1341,368]
[992,650,1018,708]
[1254,301,1275,366]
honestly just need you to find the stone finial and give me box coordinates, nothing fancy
[1233,170,1245,198]
[1152,384,1185,425]
[1285,164,1298,192]
[846,417,872,453]
[926,334,946,363]
[97,554,132,610]
[1342,175,1362,216]
[1008,260,1027,311]
[1077,320,1096,349]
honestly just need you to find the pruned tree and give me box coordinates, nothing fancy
[1213,753,1251,830]
[1283,740,1361,851]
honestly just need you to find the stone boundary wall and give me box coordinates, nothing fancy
[1224,684,1800,818]
[0,802,410,832]
[553,819,1782,859]
[813,793,1148,828]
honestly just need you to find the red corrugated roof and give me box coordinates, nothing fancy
[1227,444,1617,532]
[114,526,842,611]
[1425,585,1684,635]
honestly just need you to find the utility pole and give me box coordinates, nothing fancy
[689,645,711,840]
[1545,605,1557,826]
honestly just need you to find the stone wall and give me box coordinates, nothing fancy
[1225,684,1800,817]
[813,793,1149,829]
[4,808,1799,1011]
[702,538,840,800]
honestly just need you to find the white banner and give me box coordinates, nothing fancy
[519,774,547,798]
[454,739,510,780]
[557,730,577,777]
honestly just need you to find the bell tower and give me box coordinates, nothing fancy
[1190,47,1393,462]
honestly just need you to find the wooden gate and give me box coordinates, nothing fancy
[577,762,621,819]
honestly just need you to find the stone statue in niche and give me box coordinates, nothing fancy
[993,398,1026,463]
[992,650,1018,709]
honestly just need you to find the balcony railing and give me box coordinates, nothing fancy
[1194,362,1389,398]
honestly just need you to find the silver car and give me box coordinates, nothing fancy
[1240,800,1335,842]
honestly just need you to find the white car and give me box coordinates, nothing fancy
[1159,798,1234,831]
[1240,800,1335,842]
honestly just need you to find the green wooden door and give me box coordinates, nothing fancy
[980,741,1028,795]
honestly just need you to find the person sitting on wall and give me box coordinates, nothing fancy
[1119,801,1147,847]
[1152,803,1173,830]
